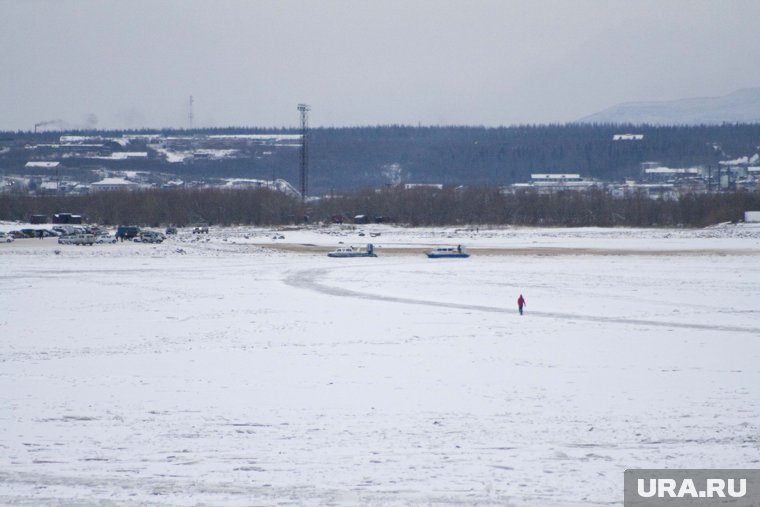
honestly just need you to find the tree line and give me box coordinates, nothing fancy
[1,187,758,228]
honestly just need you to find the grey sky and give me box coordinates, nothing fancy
[2,0,759,131]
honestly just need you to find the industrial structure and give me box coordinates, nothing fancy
[298,103,310,203]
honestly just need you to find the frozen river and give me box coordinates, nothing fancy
[1,224,758,506]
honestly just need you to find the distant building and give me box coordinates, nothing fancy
[608,180,678,200]
[403,183,444,190]
[642,165,706,181]
[223,178,270,189]
[90,177,139,191]
[613,134,644,141]
[53,213,83,224]
[25,161,60,169]
[222,178,301,198]
[161,179,185,189]
[38,181,60,192]
[719,155,760,190]
[87,152,149,161]
[528,173,600,192]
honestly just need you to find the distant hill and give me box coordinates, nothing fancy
[578,88,760,125]
[4,124,760,193]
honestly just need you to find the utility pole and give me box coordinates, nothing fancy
[298,104,310,206]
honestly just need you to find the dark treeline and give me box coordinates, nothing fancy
[2,187,758,228]
[0,188,300,227]
[315,187,759,227]
[4,123,760,194]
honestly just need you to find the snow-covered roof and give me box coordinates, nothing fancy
[613,134,644,140]
[25,161,60,168]
[644,167,700,174]
[193,149,237,159]
[531,174,581,180]
[533,180,597,187]
[88,152,148,160]
[208,134,302,141]
[224,178,269,187]
[403,183,444,189]
[59,135,102,143]
[91,177,138,186]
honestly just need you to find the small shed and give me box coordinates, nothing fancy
[53,213,83,224]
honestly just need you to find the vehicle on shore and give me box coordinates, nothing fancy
[0,232,14,243]
[426,245,470,258]
[327,243,377,258]
[116,226,141,241]
[58,233,95,246]
[96,234,116,244]
[192,223,209,234]
[134,231,165,243]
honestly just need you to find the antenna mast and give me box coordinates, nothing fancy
[298,103,310,203]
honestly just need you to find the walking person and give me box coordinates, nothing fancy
[517,294,526,315]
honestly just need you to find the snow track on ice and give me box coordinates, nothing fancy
[285,266,760,336]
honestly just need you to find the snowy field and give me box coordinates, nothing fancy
[1,224,759,506]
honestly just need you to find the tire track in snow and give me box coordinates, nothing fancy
[285,267,760,336]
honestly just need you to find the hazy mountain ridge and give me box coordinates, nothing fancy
[578,88,760,125]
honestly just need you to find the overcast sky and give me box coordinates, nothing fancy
[2,0,759,131]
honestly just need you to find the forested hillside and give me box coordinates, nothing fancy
[3,124,760,194]
[305,124,760,191]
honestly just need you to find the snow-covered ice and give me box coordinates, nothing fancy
[0,224,758,506]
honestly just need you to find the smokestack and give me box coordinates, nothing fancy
[33,119,65,133]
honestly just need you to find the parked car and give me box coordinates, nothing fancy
[85,226,107,236]
[165,226,178,235]
[52,226,79,236]
[96,234,116,244]
[135,231,165,243]
[74,234,96,246]
[0,232,14,243]
[58,233,95,245]
[192,223,209,234]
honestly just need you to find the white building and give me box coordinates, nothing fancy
[90,177,139,192]
[608,180,678,200]
[403,183,444,190]
[529,173,600,192]
[25,161,60,169]
[642,166,706,181]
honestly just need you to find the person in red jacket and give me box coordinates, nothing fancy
[517,294,526,315]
